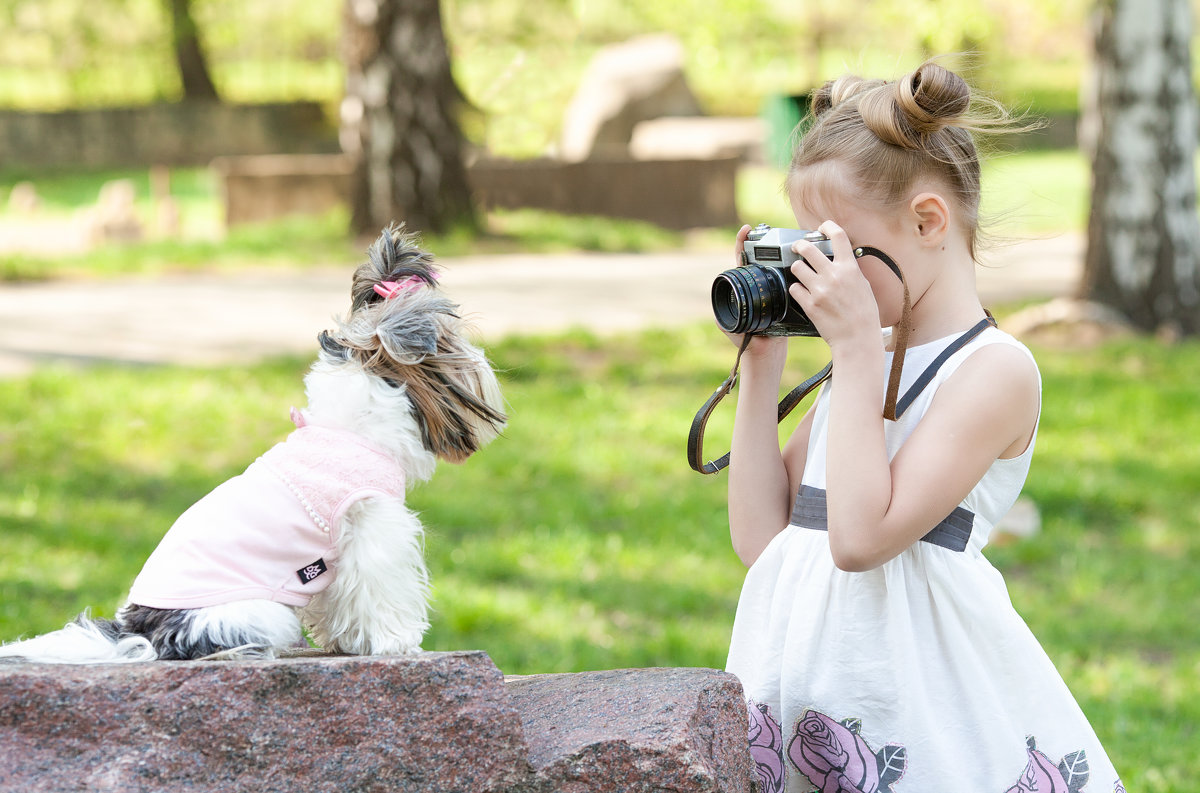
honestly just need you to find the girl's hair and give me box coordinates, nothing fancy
[790,60,1013,260]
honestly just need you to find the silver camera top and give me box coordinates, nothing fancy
[742,224,833,267]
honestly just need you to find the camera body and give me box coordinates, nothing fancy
[711,224,833,337]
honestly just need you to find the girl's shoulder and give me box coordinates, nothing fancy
[938,326,1040,391]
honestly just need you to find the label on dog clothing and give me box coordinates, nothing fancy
[297,558,329,585]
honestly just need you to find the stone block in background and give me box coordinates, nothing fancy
[559,34,703,162]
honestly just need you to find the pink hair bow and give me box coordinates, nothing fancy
[373,273,438,300]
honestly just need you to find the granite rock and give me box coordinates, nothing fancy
[0,655,754,793]
[0,651,532,793]
[505,667,753,793]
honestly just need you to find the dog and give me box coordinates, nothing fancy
[0,225,506,663]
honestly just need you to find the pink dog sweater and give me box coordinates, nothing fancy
[128,415,406,610]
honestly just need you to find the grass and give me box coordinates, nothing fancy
[0,323,1197,791]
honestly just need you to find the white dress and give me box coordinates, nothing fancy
[726,326,1123,793]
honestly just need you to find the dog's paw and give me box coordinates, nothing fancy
[325,631,423,657]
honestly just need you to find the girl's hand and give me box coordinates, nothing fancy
[787,220,881,349]
[720,224,788,367]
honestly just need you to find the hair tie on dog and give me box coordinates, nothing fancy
[373,274,438,300]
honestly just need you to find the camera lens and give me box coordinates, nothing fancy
[711,266,785,335]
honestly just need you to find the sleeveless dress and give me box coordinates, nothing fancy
[726,325,1124,793]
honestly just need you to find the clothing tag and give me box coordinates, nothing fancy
[297,558,328,585]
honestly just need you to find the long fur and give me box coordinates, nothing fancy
[0,224,505,664]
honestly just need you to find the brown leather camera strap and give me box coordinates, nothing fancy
[688,245,911,475]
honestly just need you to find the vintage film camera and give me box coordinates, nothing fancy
[710,223,833,337]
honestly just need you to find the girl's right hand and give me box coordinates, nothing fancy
[720,224,788,367]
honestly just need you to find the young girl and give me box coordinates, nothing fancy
[724,62,1123,792]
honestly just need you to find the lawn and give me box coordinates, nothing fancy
[0,322,1197,792]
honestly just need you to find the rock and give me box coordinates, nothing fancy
[6,181,39,213]
[629,117,767,163]
[559,35,703,162]
[505,667,753,793]
[81,179,144,244]
[0,655,755,793]
[1003,297,1133,348]
[0,651,532,793]
[992,496,1042,545]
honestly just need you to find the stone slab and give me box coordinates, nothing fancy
[0,651,533,793]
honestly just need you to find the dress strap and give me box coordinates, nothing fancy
[892,315,997,420]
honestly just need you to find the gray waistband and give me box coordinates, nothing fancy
[790,485,973,552]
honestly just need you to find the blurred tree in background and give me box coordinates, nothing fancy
[341,0,476,235]
[164,0,218,101]
[1083,0,1200,336]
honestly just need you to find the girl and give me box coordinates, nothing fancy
[724,62,1123,792]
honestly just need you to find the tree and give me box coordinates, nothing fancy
[165,0,219,101]
[341,0,476,236]
[1082,0,1200,335]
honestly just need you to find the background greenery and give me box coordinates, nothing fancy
[0,0,1119,155]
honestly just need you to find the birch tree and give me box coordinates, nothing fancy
[341,0,476,235]
[1082,0,1200,335]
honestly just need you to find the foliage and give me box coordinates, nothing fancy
[0,325,1197,790]
[0,0,1097,154]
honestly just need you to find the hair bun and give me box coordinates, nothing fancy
[896,62,971,133]
[811,75,886,118]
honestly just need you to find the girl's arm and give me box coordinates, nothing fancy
[724,225,812,567]
[726,343,816,567]
[790,220,1040,571]
[823,341,1038,570]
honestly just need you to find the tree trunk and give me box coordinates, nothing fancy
[1082,0,1200,335]
[166,0,219,102]
[341,0,476,236]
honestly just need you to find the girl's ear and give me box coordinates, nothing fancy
[910,192,950,246]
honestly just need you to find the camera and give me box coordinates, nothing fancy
[711,224,832,337]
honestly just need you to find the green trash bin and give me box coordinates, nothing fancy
[762,92,812,168]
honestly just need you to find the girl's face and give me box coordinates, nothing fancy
[787,164,912,329]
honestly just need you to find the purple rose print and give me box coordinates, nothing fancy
[787,710,906,793]
[747,701,786,793]
[1005,736,1089,793]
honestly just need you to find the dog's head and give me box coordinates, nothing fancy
[316,224,507,463]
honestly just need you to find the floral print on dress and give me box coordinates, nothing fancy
[787,710,906,793]
[747,701,786,793]
[1004,736,1089,793]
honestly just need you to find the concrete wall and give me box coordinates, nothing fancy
[469,156,741,230]
[213,153,741,231]
[0,102,338,170]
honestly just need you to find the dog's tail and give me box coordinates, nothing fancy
[0,612,157,664]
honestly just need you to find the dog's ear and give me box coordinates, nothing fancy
[317,330,351,361]
[372,299,442,365]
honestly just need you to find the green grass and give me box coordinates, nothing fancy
[0,325,1196,791]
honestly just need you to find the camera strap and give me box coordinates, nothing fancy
[687,245,911,475]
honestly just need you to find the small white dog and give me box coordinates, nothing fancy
[0,225,506,663]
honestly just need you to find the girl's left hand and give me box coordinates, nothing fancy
[787,220,881,348]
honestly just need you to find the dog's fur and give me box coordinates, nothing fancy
[0,225,505,663]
